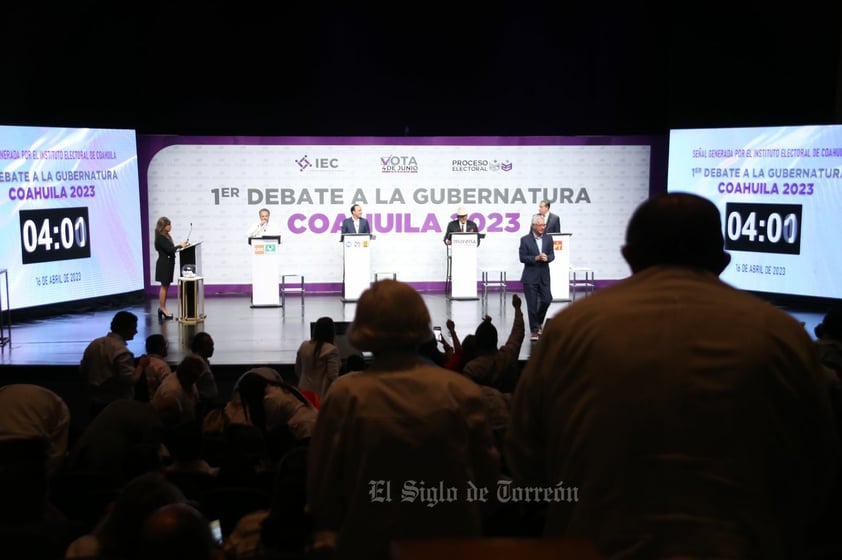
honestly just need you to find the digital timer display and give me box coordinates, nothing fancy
[19,207,91,264]
[724,202,802,255]
[669,124,842,300]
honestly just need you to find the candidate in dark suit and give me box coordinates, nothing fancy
[341,204,371,238]
[538,199,561,234]
[443,207,480,245]
[519,214,555,338]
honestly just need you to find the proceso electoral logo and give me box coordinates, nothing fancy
[452,159,513,172]
[296,154,340,172]
[381,155,419,174]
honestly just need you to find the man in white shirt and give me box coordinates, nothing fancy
[80,311,143,415]
[247,207,280,238]
[0,384,70,475]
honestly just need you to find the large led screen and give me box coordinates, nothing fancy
[668,125,842,299]
[0,126,143,310]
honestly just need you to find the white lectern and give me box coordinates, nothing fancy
[450,232,479,300]
[550,232,572,301]
[342,233,371,302]
[249,236,281,307]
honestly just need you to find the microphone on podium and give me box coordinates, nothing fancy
[186,222,193,243]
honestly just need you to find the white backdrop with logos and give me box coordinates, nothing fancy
[145,140,651,290]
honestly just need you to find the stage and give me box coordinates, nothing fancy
[0,288,828,370]
[0,289,547,369]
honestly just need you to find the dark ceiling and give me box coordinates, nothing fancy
[3,3,840,137]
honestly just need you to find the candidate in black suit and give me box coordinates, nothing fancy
[154,216,188,320]
[538,199,561,234]
[341,204,371,238]
[519,214,555,337]
[443,207,480,245]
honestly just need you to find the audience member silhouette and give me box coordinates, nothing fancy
[229,366,284,398]
[138,502,222,560]
[65,471,188,559]
[0,384,70,476]
[63,399,172,486]
[507,192,840,559]
[444,333,477,372]
[80,310,144,416]
[463,293,525,392]
[339,353,367,376]
[162,420,219,504]
[234,370,318,441]
[152,355,204,423]
[417,334,452,366]
[190,332,219,411]
[135,334,172,402]
[815,305,842,376]
[165,420,219,477]
[295,316,340,402]
[440,318,464,369]
[420,319,457,366]
[307,279,500,560]
[224,445,312,559]
[807,305,842,559]
[204,367,286,439]
[213,423,269,491]
[0,438,86,560]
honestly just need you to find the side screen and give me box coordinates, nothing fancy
[668,125,842,299]
[0,125,143,310]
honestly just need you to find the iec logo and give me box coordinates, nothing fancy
[296,155,340,172]
[296,155,312,172]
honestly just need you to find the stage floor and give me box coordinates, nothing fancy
[0,290,551,368]
[0,290,827,369]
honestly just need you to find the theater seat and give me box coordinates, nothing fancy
[390,537,604,560]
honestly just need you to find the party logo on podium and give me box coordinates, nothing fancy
[253,243,277,255]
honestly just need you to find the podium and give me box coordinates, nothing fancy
[449,232,480,300]
[177,241,203,277]
[178,276,205,324]
[248,236,281,307]
[341,233,371,302]
[550,232,572,301]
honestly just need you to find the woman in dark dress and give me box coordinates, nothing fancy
[154,216,187,320]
